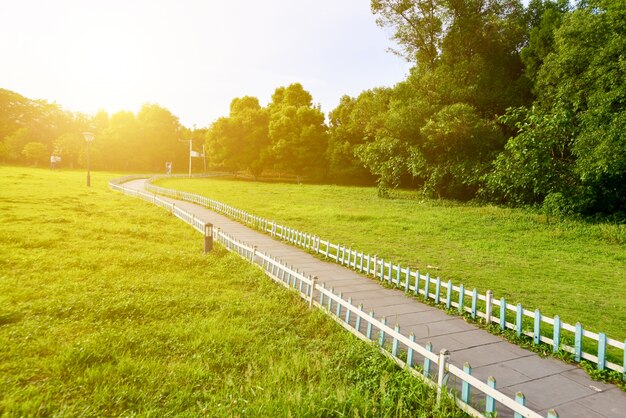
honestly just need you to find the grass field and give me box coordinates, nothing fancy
[0,167,464,417]
[155,176,626,343]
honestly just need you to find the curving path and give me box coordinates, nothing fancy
[121,178,625,418]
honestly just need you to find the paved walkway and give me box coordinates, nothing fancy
[123,179,625,417]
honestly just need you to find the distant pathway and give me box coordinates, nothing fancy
[123,179,625,418]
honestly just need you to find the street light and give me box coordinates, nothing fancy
[82,132,94,187]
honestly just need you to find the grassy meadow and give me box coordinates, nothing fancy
[0,167,465,417]
[156,176,626,343]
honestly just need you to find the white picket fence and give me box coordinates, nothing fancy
[108,176,570,418]
[138,176,626,379]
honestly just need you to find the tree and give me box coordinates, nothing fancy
[267,84,328,181]
[137,104,184,172]
[205,96,270,177]
[53,133,84,168]
[371,0,445,67]
[487,0,626,215]
[22,142,48,166]
[4,127,34,161]
[327,90,392,184]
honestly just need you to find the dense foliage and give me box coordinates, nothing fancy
[1,0,623,216]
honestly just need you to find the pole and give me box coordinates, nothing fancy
[188,140,192,177]
[203,144,207,174]
[86,140,91,187]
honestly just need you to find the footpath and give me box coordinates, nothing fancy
[122,179,625,418]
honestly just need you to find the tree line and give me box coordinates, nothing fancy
[1,0,623,216]
[0,89,192,172]
[203,0,624,216]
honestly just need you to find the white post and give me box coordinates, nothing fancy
[309,276,318,309]
[486,290,493,324]
[437,349,450,404]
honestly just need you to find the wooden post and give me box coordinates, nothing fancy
[547,409,559,418]
[446,280,452,309]
[424,273,430,300]
[485,290,493,324]
[435,277,441,304]
[500,297,507,330]
[458,284,465,314]
[203,223,213,254]
[436,349,450,405]
[355,305,363,333]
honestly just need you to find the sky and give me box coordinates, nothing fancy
[1,0,412,128]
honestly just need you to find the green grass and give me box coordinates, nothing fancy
[155,176,626,344]
[0,167,465,417]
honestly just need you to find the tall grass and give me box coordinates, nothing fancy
[155,176,625,342]
[0,167,464,416]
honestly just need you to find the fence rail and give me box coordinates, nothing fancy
[108,176,577,417]
[139,176,625,379]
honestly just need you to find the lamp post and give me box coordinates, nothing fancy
[82,132,94,186]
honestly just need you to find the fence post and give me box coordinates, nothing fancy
[485,290,493,324]
[367,312,374,340]
[598,333,607,370]
[336,292,343,318]
[405,267,411,292]
[407,334,415,367]
[516,303,523,337]
[514,392,526,418]
[414,270,420,296]
[471,288,478,319]
[308,276,317,309]
[461,362,471,403]
[534,309,541,345]
[553,315,561,353]
[355,305,363,333]
[203,223,213,254]
[424,342,433,377]
[547,409,559,418]
[486,377,496,414]
[378,317,387,347]
[575,322,582,362]
[436,349,450,405]
[392,325,400,356]
[372,255,377,277]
